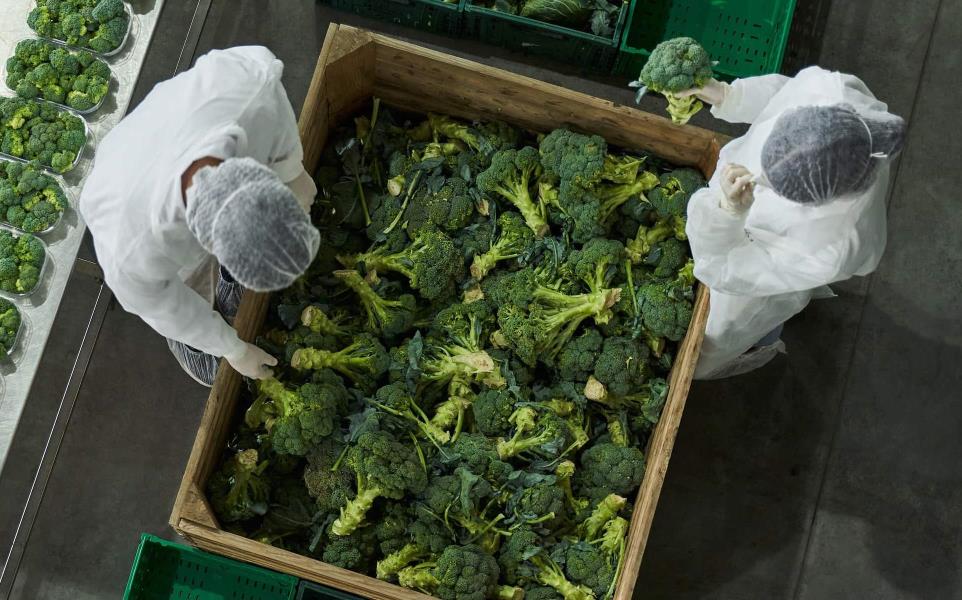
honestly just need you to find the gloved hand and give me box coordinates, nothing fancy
[225,343,278,380]
[677,79,729,106]
[719,164,756,215]
[287,168,317,215]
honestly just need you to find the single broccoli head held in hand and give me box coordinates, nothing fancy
[639,37,714,125]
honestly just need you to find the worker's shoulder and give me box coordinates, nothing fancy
[194,46,284,83]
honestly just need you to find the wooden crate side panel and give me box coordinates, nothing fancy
[300,24,377,172]
[368,34,719,164]
[613,285,709,600]
[178,521,434,600]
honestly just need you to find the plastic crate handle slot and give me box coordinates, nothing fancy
[387,0,415,5]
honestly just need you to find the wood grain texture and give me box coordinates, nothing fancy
[614,284,710,600]
[178,520,435,600]
[173,23,720,600]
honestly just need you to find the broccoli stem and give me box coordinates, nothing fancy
[596,171,659,221]
[498,586,525,600]
[470,247,507,280]
[331,483,381,536]
[376,543,425,580]
[579,494,627,541]
[397,563,439,593]
[532,287,622,358]
[532,555,596,600]
[491,181,549,237]
[607,417,630,447]
[665,93,703,125]
[300,305,344,336]
[383,170,423,235]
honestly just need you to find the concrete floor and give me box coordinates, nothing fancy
[0,0,959,598]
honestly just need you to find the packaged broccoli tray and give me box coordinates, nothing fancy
[0,298,22,355]
[5,39,112,114]
[0,97,87,174]
[0,160,68,234]
[27,0,131,56]
[208,99,705,600]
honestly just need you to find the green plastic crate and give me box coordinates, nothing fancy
[463,1,630,74]
[613,0,797,79]
[321,0,464,36]
[295,581,362,600]
[123,534,298,600]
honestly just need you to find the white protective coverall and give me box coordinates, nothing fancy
[687,67,890,379]
[80,46,315,360]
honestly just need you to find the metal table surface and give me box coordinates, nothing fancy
[0,1,166,473]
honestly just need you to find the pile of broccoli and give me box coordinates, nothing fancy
[0,97,86,173]
[27,0,129,55]
[479,0,624,37]
[0,298,21,354]
[6,39,112,112]
[0,231,45,294]
[208,102,705,600]
[0,161,67,233]
[637,37,714,125]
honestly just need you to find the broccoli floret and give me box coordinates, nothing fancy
[637,280,693,342]
[448,432,513,485]
[89,17,128,54]
[0,299,21,353]
[646,237,689,278]
[91,0,124,23]
[406,177,475,236]
[469,211,534,280]
[331,431,427,536]
[540,129,607,190]
[593,336,648,397]
[245,376,347,456]
[372,381,451,445]
[578,442,645,497]
[555,327,603,382]
[496,409,579,460]
[291,334,389,384]
[648,168,705,219]
[471,388,516,437]
[208,449,270,523]
[397,544,500,600]
[594,169,660,222]
[303,438,354,514]
[334,269,415,338]
[477,147,549,237]
[578,493,627,541]
[638,37,714,124]
[347,228,464,300]
[299,304,348,337]
[517,479,565,523]
[531,554,595,600]
[626,220,673,264]
[564,542,616,598]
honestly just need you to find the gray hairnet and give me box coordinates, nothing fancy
[186,157,320,292]
[761,104,906,205]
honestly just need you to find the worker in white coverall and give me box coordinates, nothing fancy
[677,67,907,379]
[79,47,320,387]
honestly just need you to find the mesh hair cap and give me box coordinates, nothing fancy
[186,157,320,292]
[761,103,906,205]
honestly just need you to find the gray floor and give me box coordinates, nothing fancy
[1,0,959,598]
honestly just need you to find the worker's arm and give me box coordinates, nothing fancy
[686,186,846,296]
[108,266,246,359]
[710,74,792,124]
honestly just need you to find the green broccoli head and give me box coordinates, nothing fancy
[639,37,713,124]
[539,129,607,188]
[564,542,617,598]
[334,269,416,338]
[331,430,427,536]
[593,336,649,397]
[578,442,646,497]
[208,449,270,523]
[351,228,464,300]
[472,388,516,437]
[477,147,549,237]
[291,333,389,385]
[637,280,693,342]
[406,177,475,236]
[470,211,535,280]
[555,327,603,382]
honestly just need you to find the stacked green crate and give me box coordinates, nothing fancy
[321,0,465,35]
[614,0,797,79]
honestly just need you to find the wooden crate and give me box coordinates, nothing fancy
[171,23,723,600]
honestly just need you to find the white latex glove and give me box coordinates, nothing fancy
[225,343,278,380]
[719,164,756,215]
[287,168,317,215]
[677,79,729,106]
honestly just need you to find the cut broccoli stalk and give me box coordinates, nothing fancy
[595,170,659,222]
[300,305,346,336]
[531,555,596,600]
[376,543,426,581]
[290,334,388,383]
[579,493,627,541]
[334,270,415,337]
[470,211,534,280]
[346,228,462,300]
[477,147,549,237]
[626,220,674,264]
